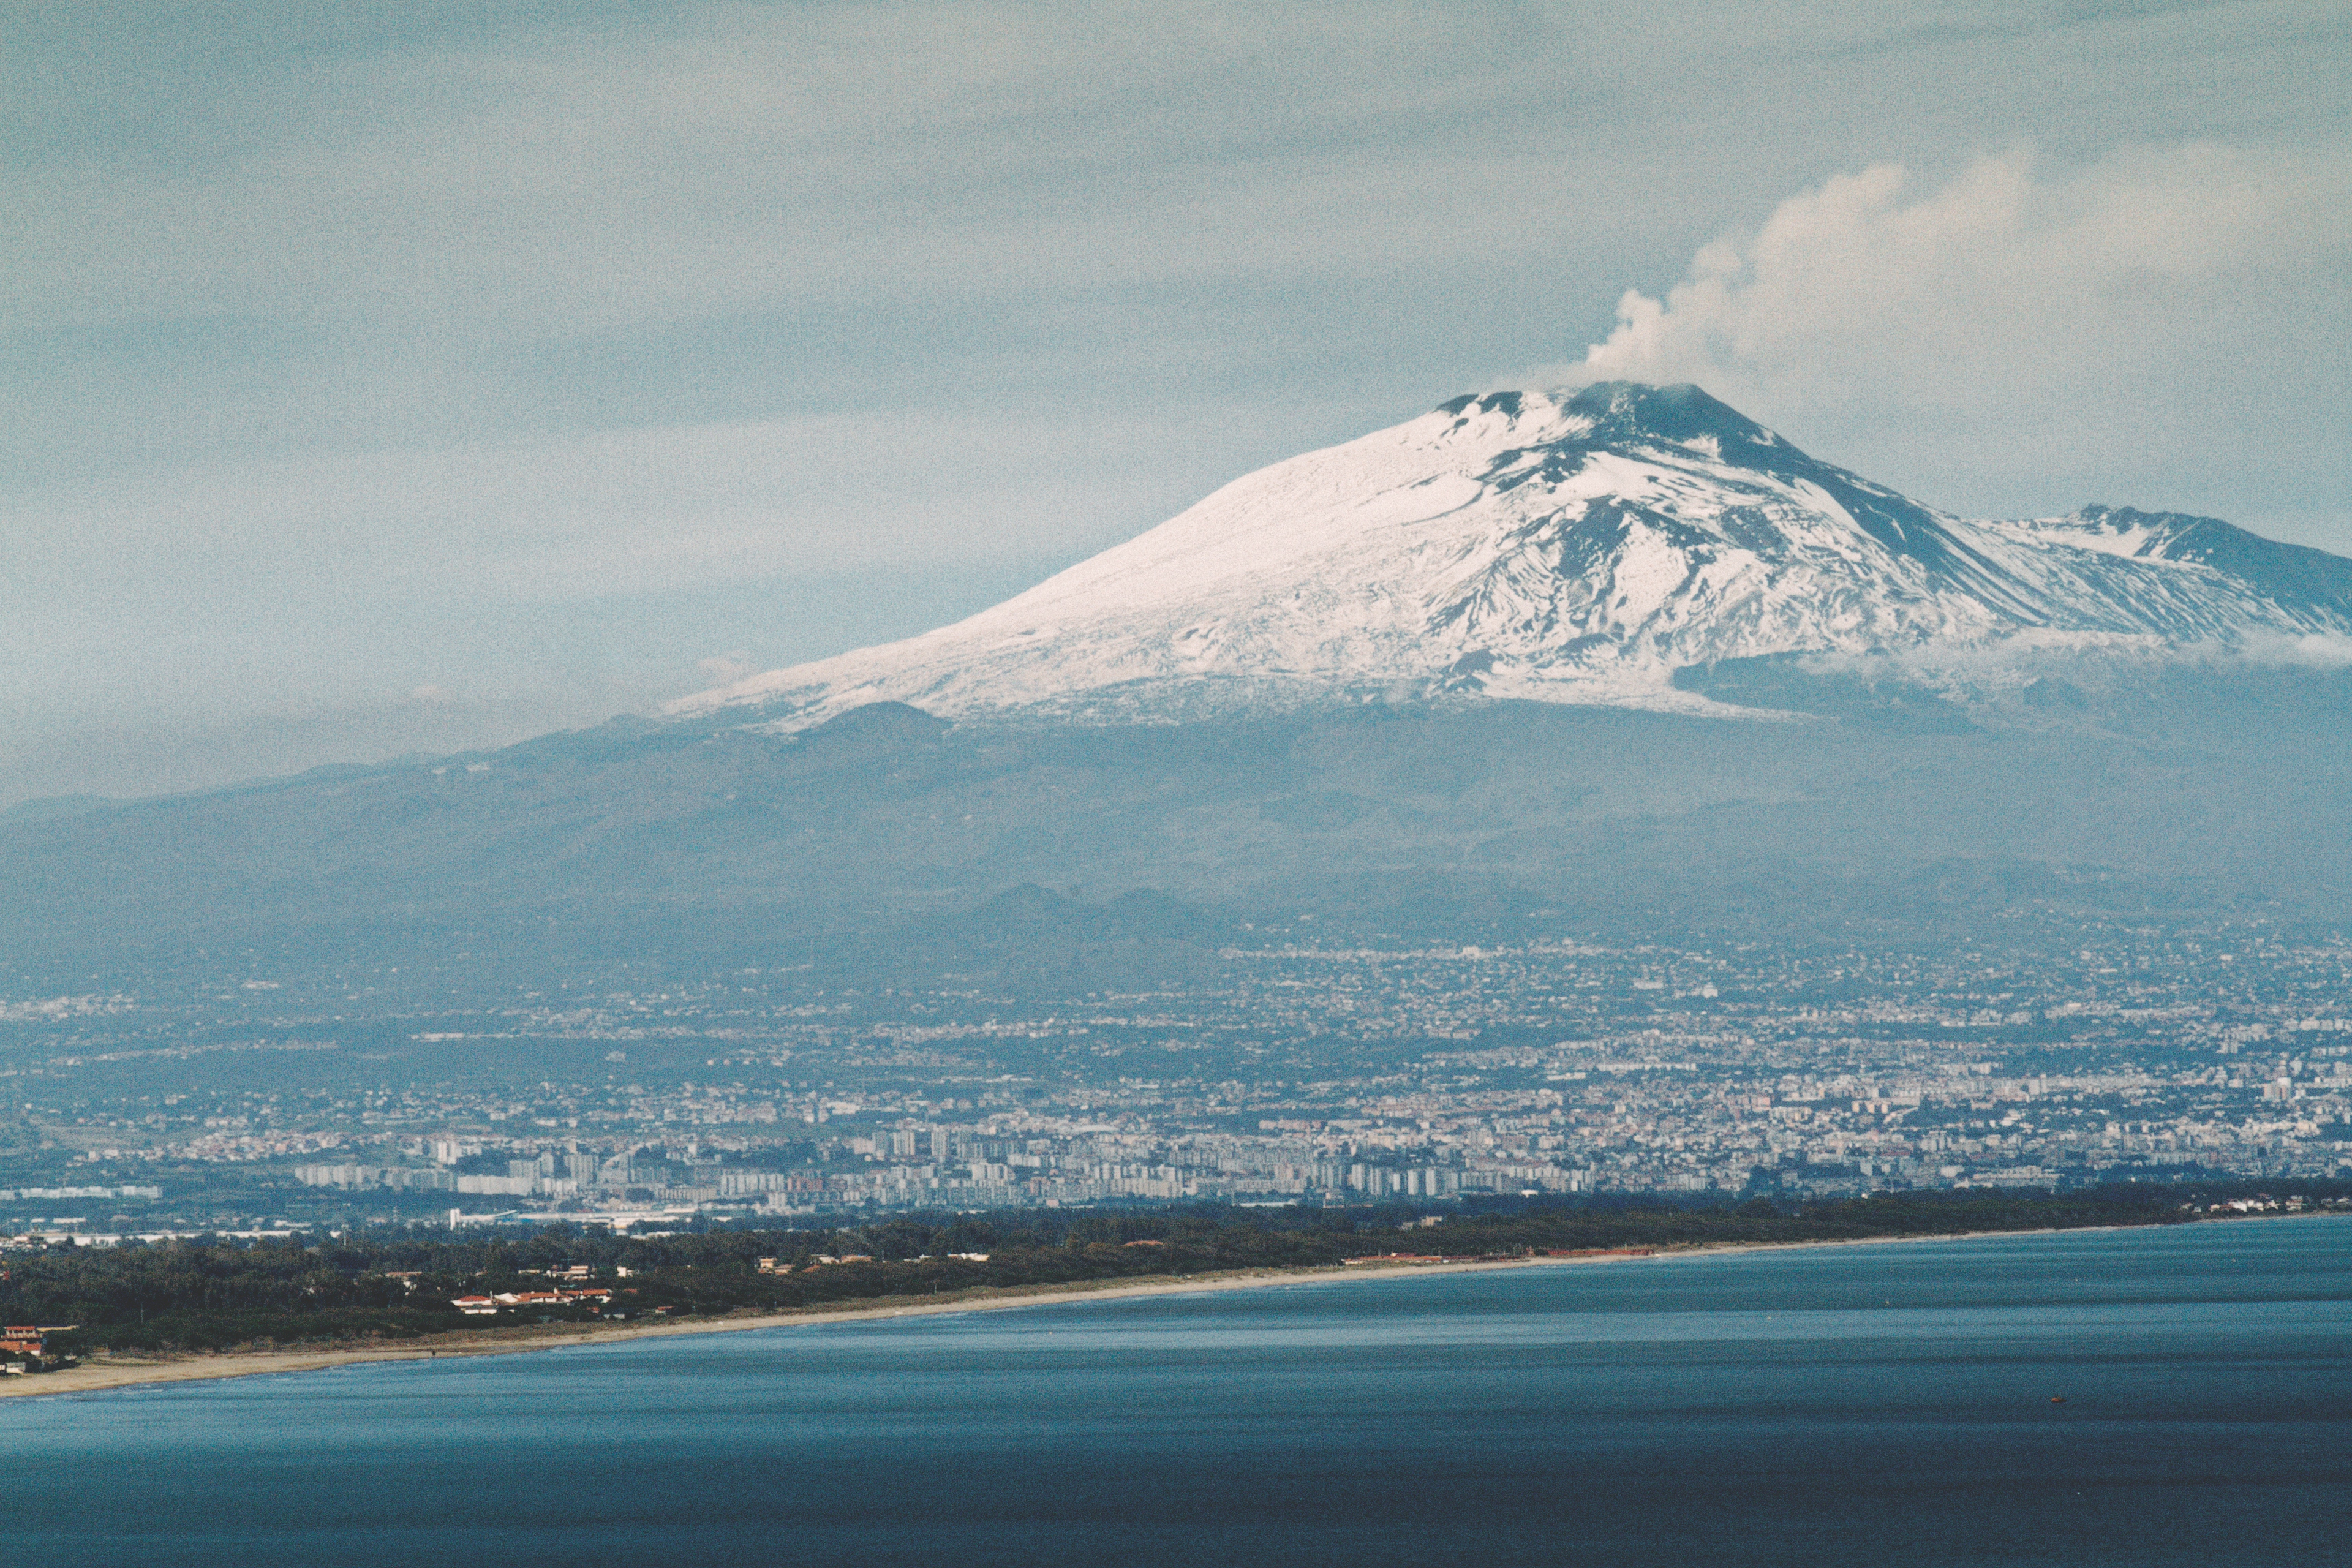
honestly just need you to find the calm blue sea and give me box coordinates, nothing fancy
[10,1217,2351,1566]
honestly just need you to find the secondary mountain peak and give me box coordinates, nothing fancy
[676,385,2352,728]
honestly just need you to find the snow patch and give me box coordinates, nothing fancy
[669,386,2352,728]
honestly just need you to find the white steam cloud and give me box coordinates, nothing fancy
[1534,143,2352,522]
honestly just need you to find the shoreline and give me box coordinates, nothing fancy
[0,1218,2232,1404]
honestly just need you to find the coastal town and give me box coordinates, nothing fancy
[3,911,2346,1242]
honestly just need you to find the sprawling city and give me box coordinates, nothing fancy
[7,908,2346,1243]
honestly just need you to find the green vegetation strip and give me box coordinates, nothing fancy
[4,1183,2340,1359]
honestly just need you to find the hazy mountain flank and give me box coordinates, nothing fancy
[4,384,2348,992]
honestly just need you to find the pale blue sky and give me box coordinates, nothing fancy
[4,1,2346,802]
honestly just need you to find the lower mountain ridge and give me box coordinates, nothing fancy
[4,657,2349,996]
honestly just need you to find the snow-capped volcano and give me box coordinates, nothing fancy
[675,383,2352,725]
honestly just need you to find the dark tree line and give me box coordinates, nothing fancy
[4,1179,2339,1355]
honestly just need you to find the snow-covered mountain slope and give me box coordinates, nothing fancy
[675,383,2352,726]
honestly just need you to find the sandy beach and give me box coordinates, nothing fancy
[0,1224,2138,1404]
[0,1256,1502,1402]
